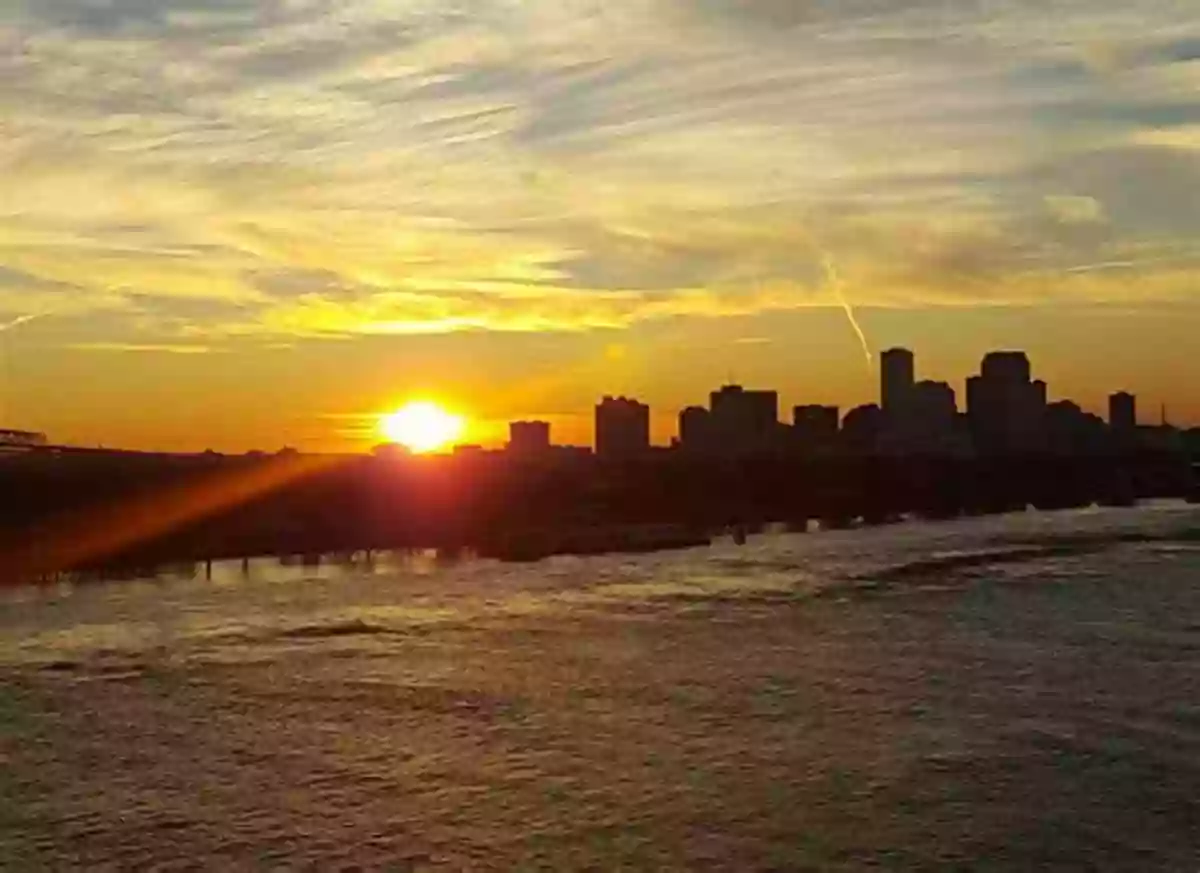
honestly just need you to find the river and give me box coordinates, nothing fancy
[3,503,1199,869]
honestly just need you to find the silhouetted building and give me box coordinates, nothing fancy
[1109,392,1137,434]
[792,405,840,457]
[678,406,712,453]
[892,380,964,455]
[793,406,839,437]
[1136,423,1183,454]
[1183,427,1200,459]
[877,348,966,455]
[595,396,650,459]
[981,350,1031,385]
[911,381,957,425]
[1045,401,1108,456]
[881,348,915,416]
[967,351,1047,454]
[508,420,551,454]
[842,404,884,454]
[708,385,780,455]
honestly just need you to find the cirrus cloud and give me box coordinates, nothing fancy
[0,0,1198,343]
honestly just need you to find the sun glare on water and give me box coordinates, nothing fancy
[380,401,465,454]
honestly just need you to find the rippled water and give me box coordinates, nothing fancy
[4,502,1198,667]
[3,502,1199,869]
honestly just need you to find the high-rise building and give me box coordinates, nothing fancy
[1109,392,1137,434]
[881,348,915,416]
[708,385,779,455]
[508,420,551,454]
[967,351,1046,454]
[595,396,650,459]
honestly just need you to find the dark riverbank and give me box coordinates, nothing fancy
[0,447,1192,580]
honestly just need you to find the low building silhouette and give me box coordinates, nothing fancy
[508,420,551,455]
[1045,401,1109,456]
[678,406,712,454]
[842,404,884,455]
[792,405,840,455]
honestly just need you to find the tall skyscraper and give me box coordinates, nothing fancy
[881,348,915,416]
[595,396,651,459]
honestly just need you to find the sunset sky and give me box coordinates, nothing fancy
[2,0,1198,452]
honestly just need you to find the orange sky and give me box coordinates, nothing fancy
[2,1,1198,451]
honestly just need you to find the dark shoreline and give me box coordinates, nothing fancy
[0,447,1194,581]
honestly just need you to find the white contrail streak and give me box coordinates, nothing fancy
[821,254,873,371]
[0,313,42,333]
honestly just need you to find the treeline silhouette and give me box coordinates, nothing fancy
[0,445,1194,580]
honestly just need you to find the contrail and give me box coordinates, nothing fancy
[0,313,43,333]
[821,254,873,371]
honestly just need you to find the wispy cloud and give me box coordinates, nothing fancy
[0,0,1198,343]
[68,342,222,355]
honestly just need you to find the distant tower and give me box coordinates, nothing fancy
[880,348,915,416]
[1108,392,1136,433]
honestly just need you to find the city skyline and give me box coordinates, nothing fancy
[2,1,1200,451]
[457,344,1192,458]
[584,346,1185,459]
[3,338,1196,454]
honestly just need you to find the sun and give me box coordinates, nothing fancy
[380,401,465,454]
